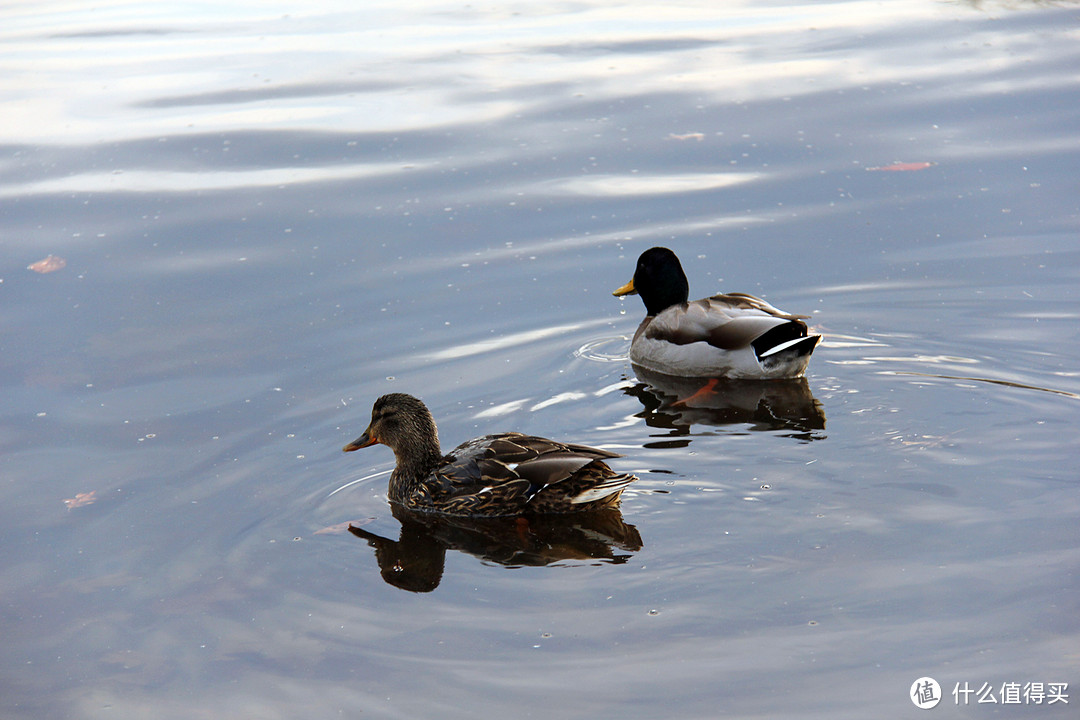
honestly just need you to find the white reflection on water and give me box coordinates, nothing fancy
[328,468,390,497]
[867,353,980,365]
[530,391,588,411]
[2,0,1068,146]
[473,398,529,418]
[882,370,1080,399]
[422,319,610,361]
[0,161,425,198]
[533,171,762,197]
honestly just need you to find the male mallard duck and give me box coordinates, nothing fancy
[613,247,821,378]
[343,393,635,517]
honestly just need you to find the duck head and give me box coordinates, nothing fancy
[343,393,441,459]
[613,246,691,316]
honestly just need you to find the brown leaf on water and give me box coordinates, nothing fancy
[314,520,372,535]
[866,161,935,172]
[28,255,67,273]
[64,491,96,509]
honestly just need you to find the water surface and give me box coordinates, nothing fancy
[2,1,1078,718]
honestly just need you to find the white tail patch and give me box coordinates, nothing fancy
[759,336,811,359]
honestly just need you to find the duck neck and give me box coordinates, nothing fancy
[388,434,442,502]
[642,276,689,316]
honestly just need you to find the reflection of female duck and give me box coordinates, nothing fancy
[614,247,821,378]
[343,393,635,516]
[629,366,826,441]
[350,506,643,592]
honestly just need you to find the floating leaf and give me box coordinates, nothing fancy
[314,520,372,535]
[668,132,705,141]
[866,162,935,172]
[28,255,67,273]
[64,491,96,509]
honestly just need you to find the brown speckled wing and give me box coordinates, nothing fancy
[513,453,596,487]
[414,433,633,517]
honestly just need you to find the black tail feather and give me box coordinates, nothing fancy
[751,322,807,360]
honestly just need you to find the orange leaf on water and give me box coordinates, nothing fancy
[64,491,96,509]
[28,255,67,273]
[314,520,372,535]
[866,162,935,172]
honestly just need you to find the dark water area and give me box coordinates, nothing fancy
[2,1,1078,718]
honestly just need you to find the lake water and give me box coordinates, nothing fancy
[2,1,1077,718]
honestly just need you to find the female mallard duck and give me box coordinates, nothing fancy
[343,393,635,517]
[613,247,821,379]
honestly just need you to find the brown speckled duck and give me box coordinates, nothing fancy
[343,393,635,517]
[614,247,821,379]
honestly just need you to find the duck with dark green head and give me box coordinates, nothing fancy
[614,247,820,378]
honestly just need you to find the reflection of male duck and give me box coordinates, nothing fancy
[628,365,826,443]
[349,505,643,593]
